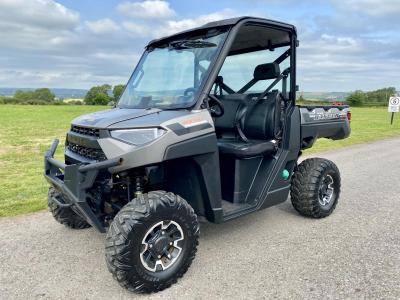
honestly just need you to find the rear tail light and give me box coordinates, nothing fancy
[347,111,352,122]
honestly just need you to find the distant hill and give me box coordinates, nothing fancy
[297,92,349,102]
[0,88,88,99]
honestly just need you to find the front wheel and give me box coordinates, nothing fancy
[105,191,199,293]
[48,187,91,229]
[290,158,341,218]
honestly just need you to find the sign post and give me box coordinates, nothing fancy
[388,97,400,125]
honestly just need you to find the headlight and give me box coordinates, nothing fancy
[110,128,166,146]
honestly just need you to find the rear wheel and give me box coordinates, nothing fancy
[105,191,199,293]
[290,158,341,218]
[47,187,91,229]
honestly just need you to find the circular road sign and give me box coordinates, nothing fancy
[389,97,400,106]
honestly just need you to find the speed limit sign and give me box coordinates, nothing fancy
[388,97,400,113]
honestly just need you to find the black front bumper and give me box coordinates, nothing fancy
[44,139,122,233]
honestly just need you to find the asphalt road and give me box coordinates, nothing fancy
[1,138,400,300]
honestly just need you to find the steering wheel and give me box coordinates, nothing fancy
[208,94,224,117]
[183,87,196,98]
[177,87,197,104]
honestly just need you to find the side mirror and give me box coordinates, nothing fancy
[108,101,116,108]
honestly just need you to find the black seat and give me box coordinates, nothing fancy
[216,90,280,158]
[218,139,277,158]
[215,62,282,158]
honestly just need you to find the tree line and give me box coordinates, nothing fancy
[297,87,397,107]
[0,84,125,105]
[1,85,397,107]
[346,87,396,107]
[84,84,125,105]
[0,88,57,105]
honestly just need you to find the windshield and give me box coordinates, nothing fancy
[118,29,228,109]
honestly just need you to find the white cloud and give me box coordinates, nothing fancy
[0,68,129,88]
[0,0,399,91]
[0,0,79,29]
[157,9,237,37]
[0,0,141,88]
[122,22,152,37]
[296,29,400,91]
[117,0,175,19]
[122,9,237,39]
[0,0,80,51]
[86,18,120,34]
[92,52,140,63]
[331,0,400,17]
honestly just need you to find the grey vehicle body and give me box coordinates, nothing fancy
[44,16,351,232]
[70,109,214,171]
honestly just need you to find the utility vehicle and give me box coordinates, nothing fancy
[44,16,351,293]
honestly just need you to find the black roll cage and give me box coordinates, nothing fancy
[187,17,298,110]
[220,48,291,95]
[122,17,297,111]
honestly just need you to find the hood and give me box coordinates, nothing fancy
[71,108,161,128]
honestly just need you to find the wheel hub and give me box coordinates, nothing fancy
[152,235,170,254]
[319,174,334,206]
[140,220,184,272]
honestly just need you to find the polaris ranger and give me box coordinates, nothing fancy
[44,16,351,293]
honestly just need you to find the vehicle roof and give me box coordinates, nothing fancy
[147,16,296,48]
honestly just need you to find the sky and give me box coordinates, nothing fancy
[0,0,399,92]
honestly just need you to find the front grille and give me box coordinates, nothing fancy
[71,125,100,137]
[67,142,106,161]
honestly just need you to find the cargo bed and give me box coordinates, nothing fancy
[298,105,351,149]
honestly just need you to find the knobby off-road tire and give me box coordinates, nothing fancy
[105,191,199,293]
[48,187,91,229]
[290,158,341,218]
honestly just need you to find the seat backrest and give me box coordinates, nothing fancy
[214,91,282,140]
[241,90,282,140]
[214,94,247,133]
[214,62,282,140]
[254,62,281,81]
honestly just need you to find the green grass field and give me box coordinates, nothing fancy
[0,105,399,217]
[306,107,400,153]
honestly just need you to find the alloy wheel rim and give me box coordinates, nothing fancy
[140,220,184,272]
[318,175,335,206]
